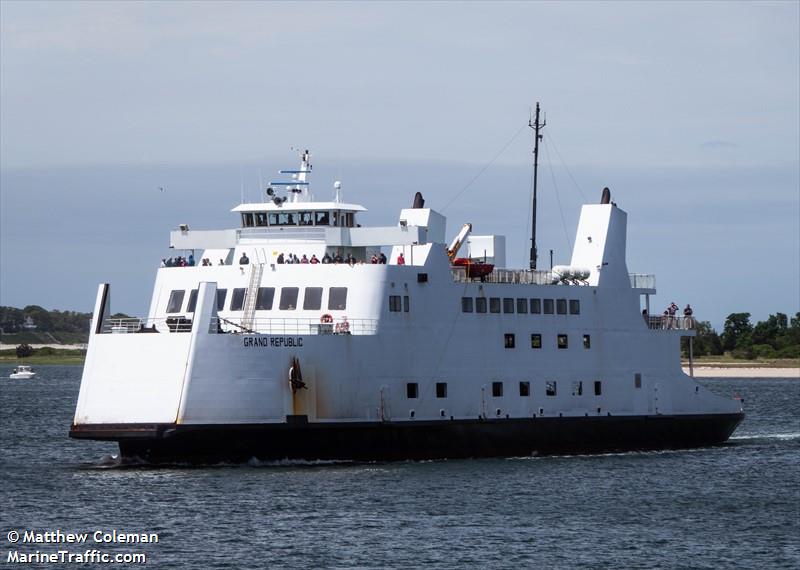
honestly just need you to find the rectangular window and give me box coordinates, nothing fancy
[531,298,542,314]
[634,373,642,389]
[519,381,530,397]
[594,381,602,396]
[279,287,299,310]
[489,297,501,313]
[166,290,185,313]
[230,288,246,311]
[328,287,347,310]
[569,299,581,315]
[572,381,583,396]
[303,287,323,310]
[216,289,227,311]
[461,297,474,313]
[389,295,402,312]
[256,287,275,310]
[543,299,554,314]
[406,382,418,399]
[403,295,410,313]
[504,333,515,349]
[492,381,503,397]
[436,382,447,398]
[516,298,528,314]
[557,334,569,349]
[546,381,557,396]
[583,334,591,349]
[186,289,198,313]
[476,297,487,313]
[242,213,254,227]
[556,299,567,315]
[255,213,268,226]
[531,334,542,349]
[503,298,515,313]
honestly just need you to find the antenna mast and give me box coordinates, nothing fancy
[529,102,545,270]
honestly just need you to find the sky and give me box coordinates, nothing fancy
[1,1,798,330]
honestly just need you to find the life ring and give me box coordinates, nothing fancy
[320,314,333,324]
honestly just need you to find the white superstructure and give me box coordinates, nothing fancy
[71,149,744,462]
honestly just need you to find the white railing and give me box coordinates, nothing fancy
[211,317,379,336]
[237,227,326,242]
[101,317,192,334]
[646,315,695,331]
[629,274,656,289]
[451,267,557,285]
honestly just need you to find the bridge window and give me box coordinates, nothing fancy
[166,290,185,313]
[216,289,227,311]
[517,298,528,314]
[490,298,501,313]
[242,213,255,227]
[572,381,583,396]
[461,297,474,313]
[556,299,567,315]
[476,297,487,313]
[503,298,515,313]
[303,287,323,310]
[406,382,418,399]
[504,333,515,348]
[492,382,503,397]
[256,287,275,310]
[583,334,591,349]
[519,381,530,397]
[531,334,542,349]
[570,300,581,315]
[546,381,557,396]
[298,211,314,226]
[531,298,541,314]
[544,299,554,314]
[436,382,447,398]
[255,213,268,227]
[270,212,297,226]
[328,287,347,310]
[315,211,330,226]
[389,295,402,312]
[279,287,299,310]
[557,334,568,349]
[231,288,246,311]
[186,289,198,313]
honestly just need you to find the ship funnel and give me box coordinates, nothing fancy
[412,192,425,209]
[601,187,611,204]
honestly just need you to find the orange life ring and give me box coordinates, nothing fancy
[320,314,333,324]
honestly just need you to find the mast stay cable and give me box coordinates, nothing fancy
[542,138,573,253]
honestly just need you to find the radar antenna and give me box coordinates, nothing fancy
[529,102,546,270]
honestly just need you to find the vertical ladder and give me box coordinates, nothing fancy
[241,263,264,331]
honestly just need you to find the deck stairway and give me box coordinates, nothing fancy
[241,263,264,332]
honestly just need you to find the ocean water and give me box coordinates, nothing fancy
[1,365,798,569]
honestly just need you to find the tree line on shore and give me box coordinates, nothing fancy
[683,312,800,360]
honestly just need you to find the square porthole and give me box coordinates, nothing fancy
[556,299,567,315]
[543,299,554,314]
[570,300,581,315]
[406,382,418,399]
[531,298,541,314]
[546,381,557,396]
[476,297,487,313]
[436,382,447,398]
[503,298,515,313]
[461,297,474,313]
[517,298,528,314]
[594,381,602,396]
[490,298,501,313]
[634,373,642,389]
[557,334,568,349]
[519,381,530,397]
[492,382,504,397]
[572,381,583,396]
[531,334,542,349]
[583,334,591,349]
[504,333,516,349]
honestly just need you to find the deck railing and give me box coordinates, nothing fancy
[451,267,557,285]
[211,317,379,336]
[646,315,695,331]
[101,317,192,334]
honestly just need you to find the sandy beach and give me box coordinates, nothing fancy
[683,367,800,378]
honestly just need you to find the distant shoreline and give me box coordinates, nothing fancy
[683,366,799,378]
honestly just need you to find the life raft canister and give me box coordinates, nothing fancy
[320,314,333,324]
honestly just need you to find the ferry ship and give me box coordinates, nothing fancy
[70,132,744,463]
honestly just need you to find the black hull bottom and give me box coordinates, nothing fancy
[70,413,744,464]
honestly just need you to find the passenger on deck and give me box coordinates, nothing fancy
[379,252,387,264]
[310,254,319,264]
[160,258,166,268]
[292,254,300,264]
[218,259,225,265]
[277,253,285,264]
[239,252,250,265]
[188,254,195,266]
[397,252,406,265]
[322,253,332,264]
[334,253,343,264]
[683,304,694,329]
[301,254,309,264]
[371,254,378,264]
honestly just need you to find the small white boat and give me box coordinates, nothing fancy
[10,365,36,379]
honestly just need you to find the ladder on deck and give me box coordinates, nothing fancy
[241,263,264,331]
